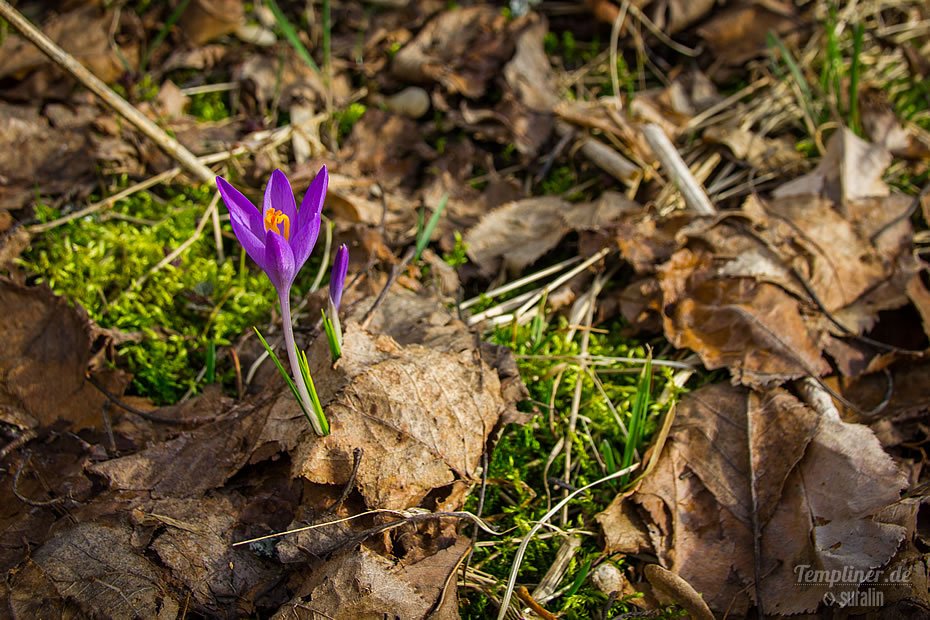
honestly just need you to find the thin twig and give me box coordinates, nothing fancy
[329,447,363,513]
[310,218,334,293]
[13,451,66,507]
[28,139,282,235]
[29,168,180,233]
[460,258,581,310]
[360,246,417,329]
[233,507,502,547]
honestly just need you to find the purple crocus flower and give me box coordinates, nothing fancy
[325,243,349,354]
[329,244,348,311]
[216,166,330,435]
[216,167,327,292]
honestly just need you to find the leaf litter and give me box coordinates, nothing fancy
[0,0,929,618]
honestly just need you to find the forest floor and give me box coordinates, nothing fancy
[1,0,929,618]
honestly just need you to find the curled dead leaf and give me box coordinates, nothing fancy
[643,564,714,620]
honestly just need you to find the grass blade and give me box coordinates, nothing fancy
[620,349,652,487]
[849,23,865,134]
[141,0,192,73]
[415,192,449,260]
[266,0,320,74]
[253,327,315,426]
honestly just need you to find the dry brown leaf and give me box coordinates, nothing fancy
[0,102,97,211]
[0,226,30,271]
[643,564,714,620]
[726,195,905,315]
[499,13,557,155]
[0,5,137,99]
[697,1,799,66]
[340,108,435,191]
[703,124,804,171]
[89,398,267,498]
[392,5,518,99]
[272,540,469,619]
[861,89,930,159]
[149,495,281,613]
[250,288,526,511]
[0,432,106,577]
[293,325,502,509]
[658,249,830,387]
[180,0,244,46]
[0,278,129,430]
[843,359,930,424]
[465,196,571,276]
[8,522,180,618]
[465,194,631,276]
[606,382,914,615]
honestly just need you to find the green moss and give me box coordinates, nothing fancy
[189,90,230,122]
[539,165,576,196]
[336,102,367,139]
[442,231,469,268]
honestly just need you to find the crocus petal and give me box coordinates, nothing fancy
[290,211,321,270]
[217,176,263,239]
[262,169,297,230]
[291,165,327,269]
[263,229,297,292]
[329,244,349,310]
[298,165,327,231]
[229,207,272,272]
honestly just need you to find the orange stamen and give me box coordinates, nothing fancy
[263,208,291,241]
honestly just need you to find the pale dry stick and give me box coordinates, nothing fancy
[560,269,603,526]
[574,130,641,185]
[641,124,716,216]
[686,78,772,132]
[29,168,180,233]
[657,364,696,405]
[0,1,215,185]
[566,263,619,341]
[0,0,234,261]
[621,0,698,57]
[531,535,582,603]
[211,198,225,262]
[656,150,720,216]
[460,256,581,310]
[308,218,333,293]
[467,290,538,325]
[495,464,639,620]
[512,247,610,320]
[245,347,272,387]
[130,191,221,291]
[486,306,543,329]
[179,82,239,96]
[608,0,630,109]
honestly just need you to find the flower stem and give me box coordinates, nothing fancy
[279,290,327,435]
